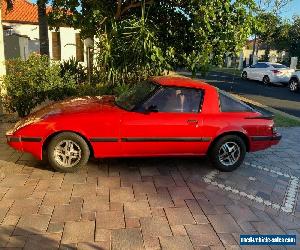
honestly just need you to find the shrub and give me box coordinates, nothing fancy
[2,54,77,117]
[60,57,87,84]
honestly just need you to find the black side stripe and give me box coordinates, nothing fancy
[251,136,281,141]
[121,137,211,142]
[21,137,42,142]
[90,138,118,142]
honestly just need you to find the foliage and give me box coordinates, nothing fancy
[49,0,256,80]
[60,57,87,84]
[2,54,77,117]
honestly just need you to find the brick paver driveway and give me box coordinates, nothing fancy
[0,121,300,249]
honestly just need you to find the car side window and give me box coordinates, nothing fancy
[143,87,202,113]
[219,92,254,112]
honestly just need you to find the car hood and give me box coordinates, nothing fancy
[9,96,120,134]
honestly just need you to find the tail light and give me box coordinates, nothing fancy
[271,70,281,74]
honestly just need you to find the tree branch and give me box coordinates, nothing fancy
[115,0,153,19]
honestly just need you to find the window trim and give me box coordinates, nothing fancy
[137,85,205,114]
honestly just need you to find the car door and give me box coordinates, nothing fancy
[256,63,269,81]
[247,64,258,79]
[120,86,208,156]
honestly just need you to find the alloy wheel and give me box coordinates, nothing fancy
[218,141,241,166]
[53,140,82,168]
[289,80,298,92]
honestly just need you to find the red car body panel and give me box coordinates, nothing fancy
[6,77,281,161]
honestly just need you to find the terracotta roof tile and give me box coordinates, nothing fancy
[2,0,51,24]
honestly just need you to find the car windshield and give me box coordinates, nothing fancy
[115,81,159,111]
[271,64,288,69]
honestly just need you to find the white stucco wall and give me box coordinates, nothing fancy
[2,22,85,64]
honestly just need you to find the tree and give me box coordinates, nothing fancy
[0,0,14,114]
[37,0,50,56]
[287,16,300,58]
[49,0,256,81]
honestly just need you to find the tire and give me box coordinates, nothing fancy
[289,79,299,92]
[241,71,247,80]
[47,132,90,173]
[262,75,270,86]
[209,135,246,172]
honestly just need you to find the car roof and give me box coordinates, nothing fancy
[150,76,216,91]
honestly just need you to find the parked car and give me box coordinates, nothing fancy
[241,62,295,86]
[6,76,281,173]
[288,71,300,92]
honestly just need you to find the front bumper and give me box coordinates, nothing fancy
[6,135,43,160]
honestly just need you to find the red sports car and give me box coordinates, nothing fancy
[6,76,281,172]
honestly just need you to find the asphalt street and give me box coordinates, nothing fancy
[198,71,300,118]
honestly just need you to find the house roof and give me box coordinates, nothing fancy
[1,0,51,24]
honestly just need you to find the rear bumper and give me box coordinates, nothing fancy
[249,133,281,151]
[270,75,290,83]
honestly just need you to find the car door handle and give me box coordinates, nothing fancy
[187,119,198,124]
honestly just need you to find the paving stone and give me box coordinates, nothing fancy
[0,175,28,187]
[153,176,176,188]
[148,191,174,208]
[47,222,65,233]
[165,207,195,225]
[111,228,143,250]
[140,216,172,237]
[14,214,51,235]
[77,241,110,250]
[168,187,194,202]
[83,196,109,213]
[185,224,215,235]
[6,198,41,216]
[1,215,20,226]
[143,236,160,250]
[4,186,35,200]
[185,199,204,216]
[42,191,72,206]
[124,201,151,218]
[160,236,194,250]
[189,233,222,247]
[208,214,242,233]
[96,211,125,229]
[125,217,140,228]
[171,225,187,236]
[252,220,285,234]
[61,221,95,244]
[133,182,157,195]
[226,204,260,222]
[110,187,134,203]
[95,228,111,242]
[72,183,96,197]
[51,203,82,223]
[98,176,120,188]
[6,236,27,248]
[23,233,61,250]
[217,233,237,245]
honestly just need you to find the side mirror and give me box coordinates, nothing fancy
[146,105,159,113]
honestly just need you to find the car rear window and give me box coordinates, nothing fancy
[271,64,288,69]
[219,91,254,112]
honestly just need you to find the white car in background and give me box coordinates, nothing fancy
[241,62,295,86]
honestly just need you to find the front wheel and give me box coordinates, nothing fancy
[262,75,271,86]
[47,132,90,172]
[289,79,299,92]
[241,71,248,80]
[209,135,246,172]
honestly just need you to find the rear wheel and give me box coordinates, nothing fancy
[289,79,299,92]
[241,71,248,80]
[47,132,90,172]
[209,135,246,172]
[262,75,270,86]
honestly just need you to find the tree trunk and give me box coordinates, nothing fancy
[37,0,49,56]
[0,7,7,114]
